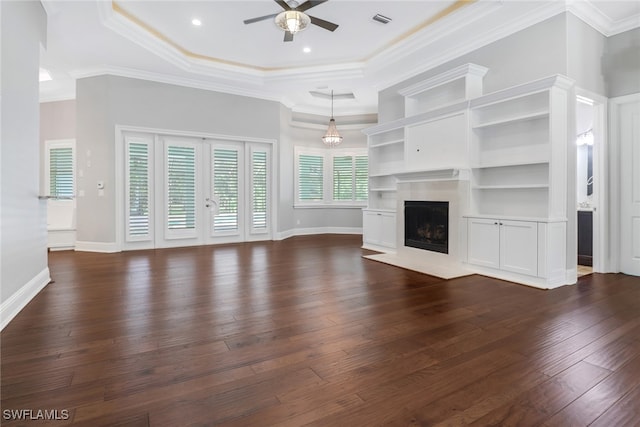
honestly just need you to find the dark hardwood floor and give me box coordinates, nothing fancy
[2,234,639,426]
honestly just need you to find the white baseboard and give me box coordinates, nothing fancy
[48,229,76,251]
[275,227,362,240]
[1,267,51,331]
[75,241,120,253]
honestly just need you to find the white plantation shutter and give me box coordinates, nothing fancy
[333,155,354,201]
[127,142,150,238]
[167,145,196,230]
[49,147,74,198]
[295,148,368,205]
[252,150,268,230]
[298,154,324,202]
[213,148,239,232]
[355,155,369,201]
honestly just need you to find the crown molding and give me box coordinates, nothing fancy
[469,74,575,109]
[370,0,567,93]
[398,63,488,97]
[567,0,640,36]
[40,92,76,104]
[69,66,282,103]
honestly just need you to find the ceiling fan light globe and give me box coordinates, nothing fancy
[275,10,310,34]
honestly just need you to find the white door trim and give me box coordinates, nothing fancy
[114,125,277,251]
[575,88,609,273]
[610,93,640,274]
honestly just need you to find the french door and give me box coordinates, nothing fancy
[123,132,272,250]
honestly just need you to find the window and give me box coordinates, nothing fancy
[127,141,150,238]
[251,149,269,231]
[295,147,368,207]
[45,140,75,199]
[212,148,239,232]
[298,153,324,202]
[167,145,196,230]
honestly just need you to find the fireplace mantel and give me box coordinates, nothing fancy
[393,168,470,183]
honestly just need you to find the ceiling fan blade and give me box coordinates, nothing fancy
[284,31,294,42]
[274,0,292,11]
[243,13,278,24]
[310,15,339,32]
[296,0,329,12]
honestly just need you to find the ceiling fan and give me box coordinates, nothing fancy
[243,0,339,42]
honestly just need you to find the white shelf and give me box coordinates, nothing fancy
[370,139,404,148]
[472,110,549,129]
[472,184,549,190]
[472,159,549,169]
[393,168,470,183]
[369,171,402,178]
[370,187,396,192]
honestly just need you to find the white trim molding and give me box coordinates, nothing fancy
[608,93,640,274]
[275,227,362,240]
[75,241,120,253]
[1,268,51,331]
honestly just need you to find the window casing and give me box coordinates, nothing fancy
[294,147,368,207]
[45,140,75,199]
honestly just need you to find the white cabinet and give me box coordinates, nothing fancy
[363,209,396,252]
[467,217,538,277]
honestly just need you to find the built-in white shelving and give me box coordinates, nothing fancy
[364,66,574,287]
[400,63,488,117]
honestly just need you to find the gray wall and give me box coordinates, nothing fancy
[379,13,569,123]
[567,14,608,95]
[1,0,48,305]
[604,27,640,97]
[278,106,295,234]
[75,75,281,244]
[40,100,76,193]
[287,121,368,233]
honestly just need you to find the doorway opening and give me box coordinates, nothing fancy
[575,92,607,276]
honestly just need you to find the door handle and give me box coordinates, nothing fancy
[205,197,219,210]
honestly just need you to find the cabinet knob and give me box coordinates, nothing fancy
[494,222,498,225]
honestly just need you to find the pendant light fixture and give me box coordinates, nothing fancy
[322,90,343,147]
[274,10,311,34]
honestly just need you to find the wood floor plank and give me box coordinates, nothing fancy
[543,355,640,427]
[589,383,640,427]
[1,235,639,426]
[469,361,611,426]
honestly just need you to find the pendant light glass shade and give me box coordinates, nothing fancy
[275,10,310,34]
[322,91,343,147]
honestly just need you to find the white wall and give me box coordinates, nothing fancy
[0,0,49,328]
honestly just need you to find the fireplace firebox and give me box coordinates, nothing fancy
[404,201,449,254]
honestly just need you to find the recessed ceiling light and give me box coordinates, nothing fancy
[192,18,202,26]
[303,47,311,53]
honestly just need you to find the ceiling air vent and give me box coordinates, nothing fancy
[373,14,391,24]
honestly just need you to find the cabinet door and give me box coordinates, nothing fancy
[363,211,382,245]
[468,218,500,268]
[500,220,538,276]
[380,213,396,248]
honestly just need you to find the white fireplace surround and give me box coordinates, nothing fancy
[365,179,473,280]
